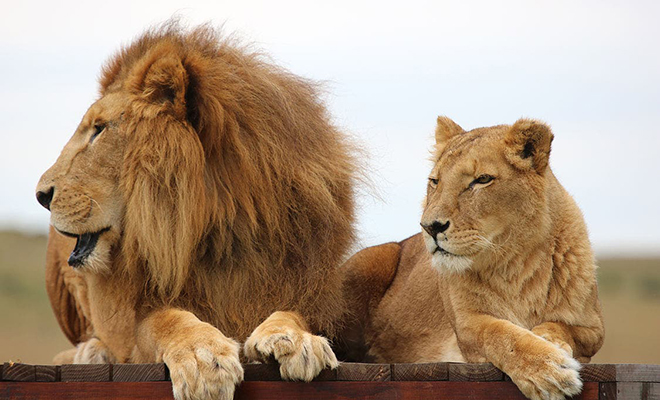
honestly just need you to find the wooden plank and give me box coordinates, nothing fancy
[0,382,174,399]
[600,382,618,400]
[448,363,503,381]
[35,365,58,382]
[391,363,448,381]
[583,365,618,382]
[113,364,168,382]
[241,363,337,382]
[649,383,660,400]
[243,363,282,381]
[0,380,600,400]
[617,365,660,383]
[1,363,35,382]
[336,363,390,381]
[617,382,644,400]
[61,364,111,382]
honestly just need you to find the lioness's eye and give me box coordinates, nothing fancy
[472,174,494,186]
[91,123,105,142]
[428,178,439,187]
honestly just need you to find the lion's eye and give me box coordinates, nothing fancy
[472,174,494,186]
[91,124,106,142]
[428,178,439,187]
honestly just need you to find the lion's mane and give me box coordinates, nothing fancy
[98,22,357,337]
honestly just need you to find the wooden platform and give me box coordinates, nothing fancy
[1,362,658,399]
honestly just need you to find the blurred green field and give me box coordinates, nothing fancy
[0,230,658,364]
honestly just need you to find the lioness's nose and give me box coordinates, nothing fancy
[421,220,450,237]
[36,187,55,210]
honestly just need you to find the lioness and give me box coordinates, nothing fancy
[340,117,604,400]
[37,22,358,400]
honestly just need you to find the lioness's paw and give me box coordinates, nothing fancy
[164,334,243,400]
[244,329,338,381]
[73,338,115,364]
[512,345,582,400]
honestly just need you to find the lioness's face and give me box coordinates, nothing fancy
[421,118,551,273]
[36,92,128,270]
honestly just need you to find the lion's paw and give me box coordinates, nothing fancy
[512,345,582,400]
[244,329,338,381]
[164,334,243,400]
[73,338,115,364]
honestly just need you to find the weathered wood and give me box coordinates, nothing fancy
[336,363,390,381]
[0,379,603,400]
[600,382,618,400]
[113,364,167,382]
[1,363,35,382]
[60,364,111,382]
[35,366,58,382]
[617,365,660,383]
[448,363,503,381]
[617,382,645,400]
[391,363,448,381]
[0,382,174,399]
[241,363,337,382]
[650,383,660,400]
[583,365,618,382]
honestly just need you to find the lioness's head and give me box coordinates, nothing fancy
[421,116,554,273]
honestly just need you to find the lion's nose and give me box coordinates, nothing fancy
[421,220,450,238]
[36,187,55,210]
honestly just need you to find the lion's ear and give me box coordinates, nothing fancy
[435,116,464,145]
[128,48,189,118]
[504,118,554,173]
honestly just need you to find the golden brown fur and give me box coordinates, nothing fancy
[37,22,357,400]
[339,117,604,400]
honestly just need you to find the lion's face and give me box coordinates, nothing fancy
[36,92,129,270]
[421,117,554,273]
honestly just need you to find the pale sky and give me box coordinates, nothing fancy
[1,0,659,256]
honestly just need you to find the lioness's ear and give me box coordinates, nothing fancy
[128,47,188,118]
[435,116,464,145]
[504,118,554,173]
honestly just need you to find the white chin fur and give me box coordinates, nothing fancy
[423,232,473,273]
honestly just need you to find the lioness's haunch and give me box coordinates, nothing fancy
[339,117,604,400]
[37,22,358,400]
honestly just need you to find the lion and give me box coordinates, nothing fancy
[338,117,605,400]
[36,22,358,400]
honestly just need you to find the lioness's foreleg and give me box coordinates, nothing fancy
[456,314,582,400]
[244,311,338,381]
[532,321,604,363]
[134,308,243,400]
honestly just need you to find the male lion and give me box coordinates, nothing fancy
[340,117,604,400]
[36,22,358,400]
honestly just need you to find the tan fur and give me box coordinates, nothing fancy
[340,117,604,400]
[37,22,357,400]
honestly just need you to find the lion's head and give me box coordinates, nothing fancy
[37,23,357,302]
[421,116,555,273]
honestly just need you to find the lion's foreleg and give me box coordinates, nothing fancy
[134,308,243,400]
[456,314,582,400]
[244,310,339,381]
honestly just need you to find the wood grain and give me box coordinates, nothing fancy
[60,364,111,382]
[583,365,617,382]
[617,365,660,383]
[448,363,503,381]
[391,363,448,381]
[336,363,391,381]
[0,380,602,400]
[35,366,58,382]
[113,364,167,382]
[600,382,618,400]
[1,364,35,382]
[0,382,174,399]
